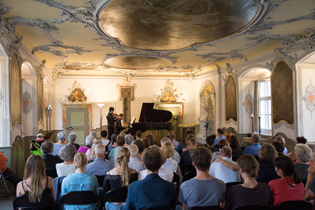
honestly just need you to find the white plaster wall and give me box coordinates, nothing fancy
[52,77,198,131]
[238,78,254,134]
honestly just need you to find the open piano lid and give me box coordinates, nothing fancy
[139,103,173,123]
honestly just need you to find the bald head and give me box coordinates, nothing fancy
[94,144,105,158]
[128,144,139,157]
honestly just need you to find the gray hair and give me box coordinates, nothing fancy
[90,131,97,139]
[295,143,312,162]
[307,143,315,153]
[41,140,53,154]
[37,133,44,139]
[57,131,66,142]
[85,135,94,146]
[125,134,134,145]
[160,137,171,145]
[59,144,77,161]
[128,144,139,157]
[251,134,260,143]
[68,133,77,143]
[95,144,106,156]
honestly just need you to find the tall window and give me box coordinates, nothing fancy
[259,80,271,133]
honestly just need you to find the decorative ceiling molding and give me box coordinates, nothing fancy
[265,48,298,71]
[152,79,185,103]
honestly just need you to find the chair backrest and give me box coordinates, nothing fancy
[103,188,128,203]
[13,193,55,210]
[189,206,224,210]
[95,175,105,187]
[172,172,180,183]
[53,176,66,204]
[273,200,312,210]
[60,191,99,206]
[232,205,271,210]
[183,170,196,183]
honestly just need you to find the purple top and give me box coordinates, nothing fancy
[77,146,89,154]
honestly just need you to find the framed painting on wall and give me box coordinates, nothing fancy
[271,60,294,125]
[11,52,22,126]
[225,74,237,122]
[37,77,44,123]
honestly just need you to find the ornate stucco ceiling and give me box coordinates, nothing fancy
[0,0,315,78]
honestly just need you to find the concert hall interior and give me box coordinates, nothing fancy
[0,0,315,209]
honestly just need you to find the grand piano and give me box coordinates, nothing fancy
[129,103,173,135]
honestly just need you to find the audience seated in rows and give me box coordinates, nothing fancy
[68,133,80,150]
[288,136,307,161]
[103,147,138,210]
[268,155,304,207]
[179,135,198,175]
[41,140,62,178]
[176,130,194,155]
[209,146,241,183]
[132,139,145,160]
[212,139,228,162]
[101,130,110,147]
[178,133,194,157]
[256,143,279,183]
[304,164,315,204]
[135,130,142,140]
[275,136,288,155]
[142,138,151,149]
[90,131,97,139]
[78,135,93,154]
[53,131,67,156]
[125,145,177,210]
[109,135,125,161]
[161,142,178,172]
[179,147,225,209]
[124,134,134,147]
[205,135,219,154]
[160,136,180,163]
[225,154,271,210]
[61,152,98,210]
[108,134,117,152]
[213,128,226,146]
[128,144,145,173]
[146,133,156,145]
[272,141,285,157]
[16,155,55,202]
[86,144,114,176]
[168,130,179,149]
[0,152,20,188]
[230,135,243,161]
[56,144,77,177]
[86,137,102,161]
[244,134,261,157]
[138,145,174,182]
[294,143,312,180]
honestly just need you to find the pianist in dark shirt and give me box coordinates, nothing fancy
[114,114,126,135]
[107,107,117,139]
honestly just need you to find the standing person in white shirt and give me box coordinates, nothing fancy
[209,146,241,183]
[138,146,174,182]
[161,142,178,172]
[128,144,145,173]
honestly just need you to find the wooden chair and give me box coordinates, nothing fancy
[60,191,99,210]
[273,200,312,210]
[13,193,55,210]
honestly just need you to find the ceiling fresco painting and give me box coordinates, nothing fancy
[0,0,314,77]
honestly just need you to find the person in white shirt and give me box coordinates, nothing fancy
[138,146,174,182]
[209,146,241,183]
[56,144,76,177]
[128,144,145,173]
[101,130,110,147]
[161,142,178,172]
[160,137,180,163]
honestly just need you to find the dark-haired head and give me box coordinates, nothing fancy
[296,136,307,144]
[206,135,216,146]
[274,156,301,184]
[230,135,240,148]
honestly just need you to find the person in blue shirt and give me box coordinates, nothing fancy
[61,152,98,210]
[125,146,177,210]
[243,134,261,157]
[213,128,226,146]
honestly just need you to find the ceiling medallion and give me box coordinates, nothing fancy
[104,56,172,70]
[98,0,265,50]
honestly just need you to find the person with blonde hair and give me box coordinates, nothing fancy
[16,155,55,203]
[61,152,98,210]
[161,142,178,172]
[103,147,138,210]
[86,137,102,161]
[226,154,271,210]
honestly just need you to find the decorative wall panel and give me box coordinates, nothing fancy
[10,52,22,126]
[225,74,237,122]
